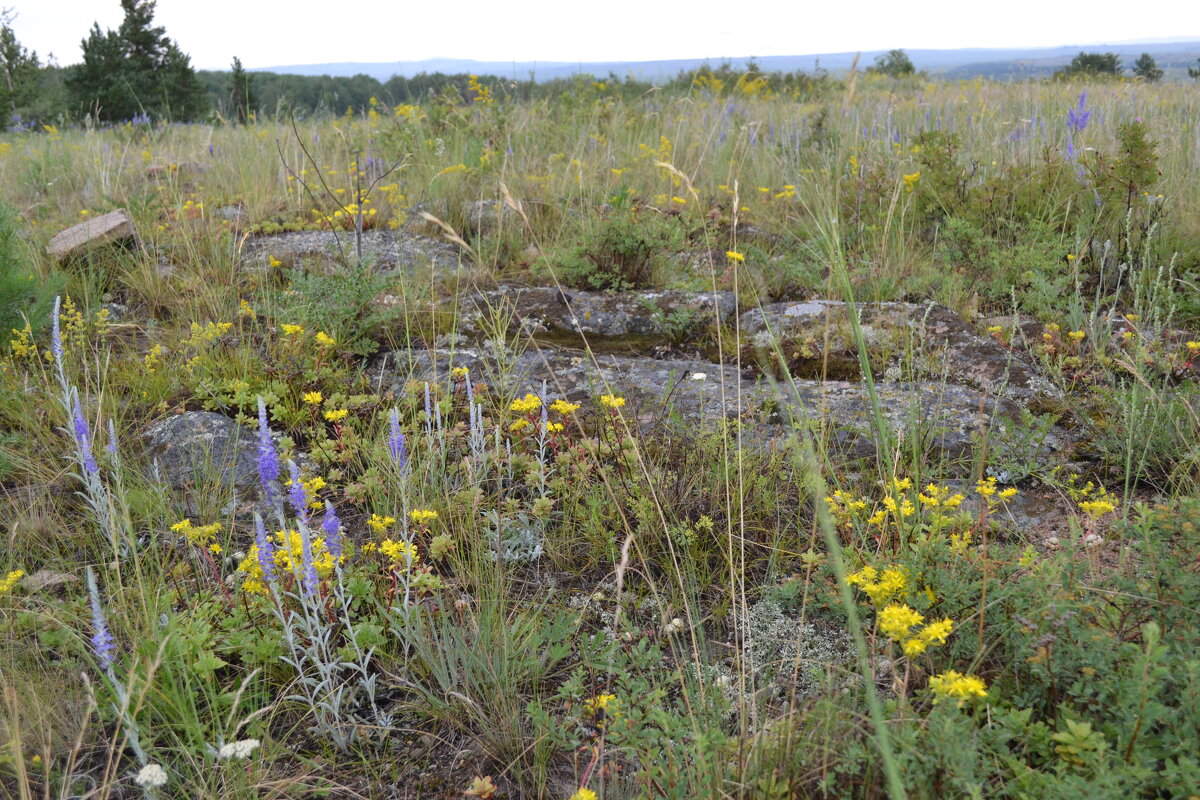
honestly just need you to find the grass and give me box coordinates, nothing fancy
[1,73,1200,799]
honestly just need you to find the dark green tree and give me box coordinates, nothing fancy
[1187,58,1200,79]
[0,8,40,129]
[67,0,205,121]
[870,49,915,77]
[1056,51,1121,78]
[229,56,254,123]
[1131,53,1163,82]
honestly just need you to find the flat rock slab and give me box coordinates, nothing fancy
[739,300,1060,408]
[453,286,736,348]
[241,230,461,274]
[373,345,1062,466]
[47,209,142,260]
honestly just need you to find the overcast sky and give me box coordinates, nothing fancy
[7,0,1198,70]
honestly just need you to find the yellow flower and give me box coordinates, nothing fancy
[929,670,988,705]
[410,509,439,525]
[380,538,420,568]
[1187,341,1200,353]
[510,419,530,432]
[902,171,921,192]
[551,399,580,415]
[324,408,349,422]
[303,391,324,405]
[546,422,565,433]
[510,393,542,413]
[451,366,469,378]
[239,299,257,319]
[600,394,626,409]
[725,250,745,263]
[569,790,598,800]
[367,513,395,532]
[878,603,924,643]
[281,324,304,336]
[315,331,336,347]
[1067,330,1086,343]
[0,569,25,594]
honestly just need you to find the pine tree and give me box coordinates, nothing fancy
[0,7,41,129]
[1132,53,1163,82]
[67,0,205,121]
[230,56,254,124]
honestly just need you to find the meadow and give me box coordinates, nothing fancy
[1,71,1200,799]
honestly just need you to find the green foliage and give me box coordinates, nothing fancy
[545,206,685,290]
[1057,51,1122,79]
[67,0,205,121]
[0,9,41,130]
[277,261,402,355]
[228,56,254,124]
[0,202,61,341]
[1131,53,1163,82]
[870,49,916,77]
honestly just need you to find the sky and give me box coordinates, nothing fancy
[7,0,1199,71]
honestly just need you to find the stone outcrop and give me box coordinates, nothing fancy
[241,229,461,274]
[739,300,1061,408]
[451,286,737,349]
[47,209,143,260]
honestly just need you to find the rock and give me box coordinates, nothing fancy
[240,229,461,274]
[216,205,248,225]
[142,411,261,495]
[47,209,143,261]
[101,303,130,323]
[739,300,1061,408]
[979,314,1044,346]
[21,569,78,593]
[453,286,737,350]
[372,345,1052,466]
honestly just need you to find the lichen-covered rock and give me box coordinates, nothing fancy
[240,229,461,274]
[453,286,736,350]
[142,411,260,492]
[373,344,1060,467]
[739,300,1061,408]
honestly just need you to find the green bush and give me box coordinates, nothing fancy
[543,206,685,290]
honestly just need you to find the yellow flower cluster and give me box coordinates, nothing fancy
[280,324,304,336]
[324,409,349,422]
[929,670,988,705]
[303,391,324,405]
[1067,476,1119,519]
[975,477,1018,510]
[170,519,222,549]
[367,513,395,532]
[0,569,25,594]
[380,538,419,569]
[600,394,626,409]
[410,509,438,525]
[902,171,921,192]
[917,484,965,509]
[725,250,745,263]
[315,331,336,347]
[878,605,954,657]
[237,529,339,594]
[511,393,542,413]
[550,399,580,415]
[826,490,868,526]
[846,564,908,606]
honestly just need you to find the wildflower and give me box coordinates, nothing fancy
[510,418,530,432]
[302,391,324,405]
[387,408,408,471]
[71,396,99,475]
[846,565,908,606]
[322,501,343,559]
[143,343,163,372]
[725,250,745,263]
[929,670,988,705]
[545,422,565,433]
[50,296,64,365]
[86,568,115,671]
[878,603,924,642]
[238,299,257,319]
[510,393,542,413]
[0,569,24,593]
[463,775,498,799]
[170,519,221,547]
[583,693,619,716]
[134,763,169,788]
[286,462,310,525]
[367,513,395,533]
[324,408,349,422]
[600,394,626,409]
[254,514,276,583]
[1187,341,1200,352]
[569,789,598,800]
[902,171,920,192]
[380,538,419,568]
[315,331,335,347]
[1066,91,1091,133]
[986,325,1003,336]
[217,738,260,760]
[691,372,707,381]
[256,397,280,507]
[550,399,580,415]
[451,366,469,378]
[410,509,439,525]
[1067,330,1085,343]
[280,324,303,336]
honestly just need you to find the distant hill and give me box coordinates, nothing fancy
[257,41,1200,83]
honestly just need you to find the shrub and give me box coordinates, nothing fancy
[543,206,684,291]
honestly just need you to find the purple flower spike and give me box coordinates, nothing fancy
[86,568,115,671]
[72,396,99,475]
[387,408,407,473]
[322,501,343,559]
[51,296,64,365]
[254,513,276,583]
[1067,91,1091,133]
[256,397,280,507]
[286,460,308,524]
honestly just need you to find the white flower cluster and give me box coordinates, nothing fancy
[217,738,261,760]
[134,763,168,788]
